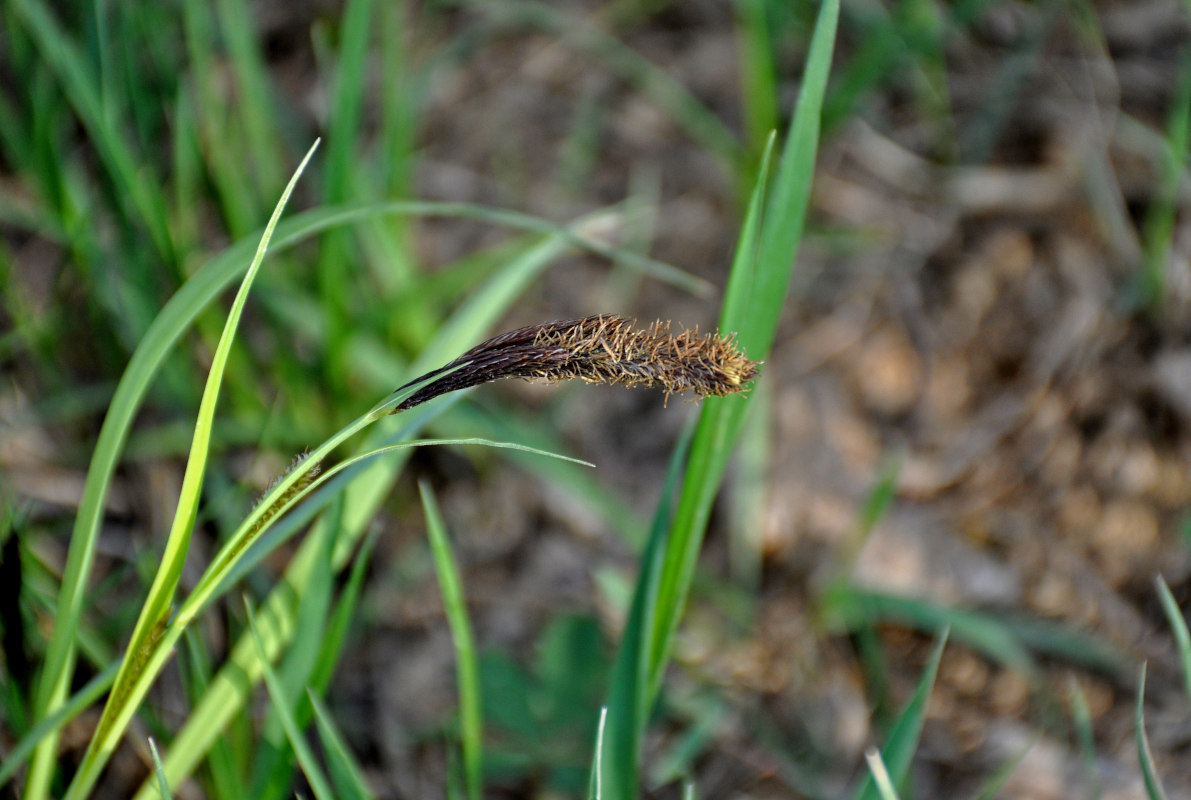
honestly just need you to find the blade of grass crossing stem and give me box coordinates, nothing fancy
[1136,664,1171,800]
[598,427,693,800]
[247,602,336,800]
[1155,576,1191,702]
[308,691,375,800]
[647,0,839,693]
[59,140,320,800]
[864,749,901,800]
[148,738,175,800]
[420,482,483,800]
[854,630,948,800]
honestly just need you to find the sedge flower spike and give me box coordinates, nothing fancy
[391,314,760,413]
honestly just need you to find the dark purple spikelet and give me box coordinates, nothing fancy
[391,314,760,413]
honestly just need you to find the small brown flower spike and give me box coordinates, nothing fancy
[391,314,760,413]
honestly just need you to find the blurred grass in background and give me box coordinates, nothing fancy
[1,0,1190,798]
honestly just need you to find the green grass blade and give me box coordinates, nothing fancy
[420,482,484,800]
[1136,664,1170,800]
[308,691,376,800]
[9,0,175,264]
[0,660,117,789]
[250,504,338,800]
[148,738,175,800]
[737,0,779,156]
[1155,575,1191,702]
[597,426,693,800]
[853,630,948,800]
[1067,677,1102,800]
[247,602,336,800]
[647,0,840,693]
[59,140,320,800]
[469,0,744,171]
[126,209,609,798]
[1138,48,1191,310]
[214,0,284,193]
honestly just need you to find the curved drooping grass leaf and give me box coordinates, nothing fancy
[60,140,321,800]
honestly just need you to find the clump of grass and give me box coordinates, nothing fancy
[391,314,760,412]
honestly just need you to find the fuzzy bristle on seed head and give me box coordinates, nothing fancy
[391,314,760,412]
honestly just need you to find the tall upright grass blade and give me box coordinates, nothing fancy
[648,0,840,694]
[420,482,484,800]
[597,426,693,800]
[60,139,321,800]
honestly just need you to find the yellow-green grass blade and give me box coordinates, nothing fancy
[58,140,320,800]
[853,630,948,800]
[420,482,484,800]
[247,602,336,800]
[647,0,840,697]
[1136,664,1171,800]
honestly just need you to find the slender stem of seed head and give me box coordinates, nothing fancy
[390,314,760,413]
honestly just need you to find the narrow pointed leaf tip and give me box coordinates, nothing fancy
[391,314,761,412]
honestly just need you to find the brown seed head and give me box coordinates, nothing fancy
[392,314,760,412]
